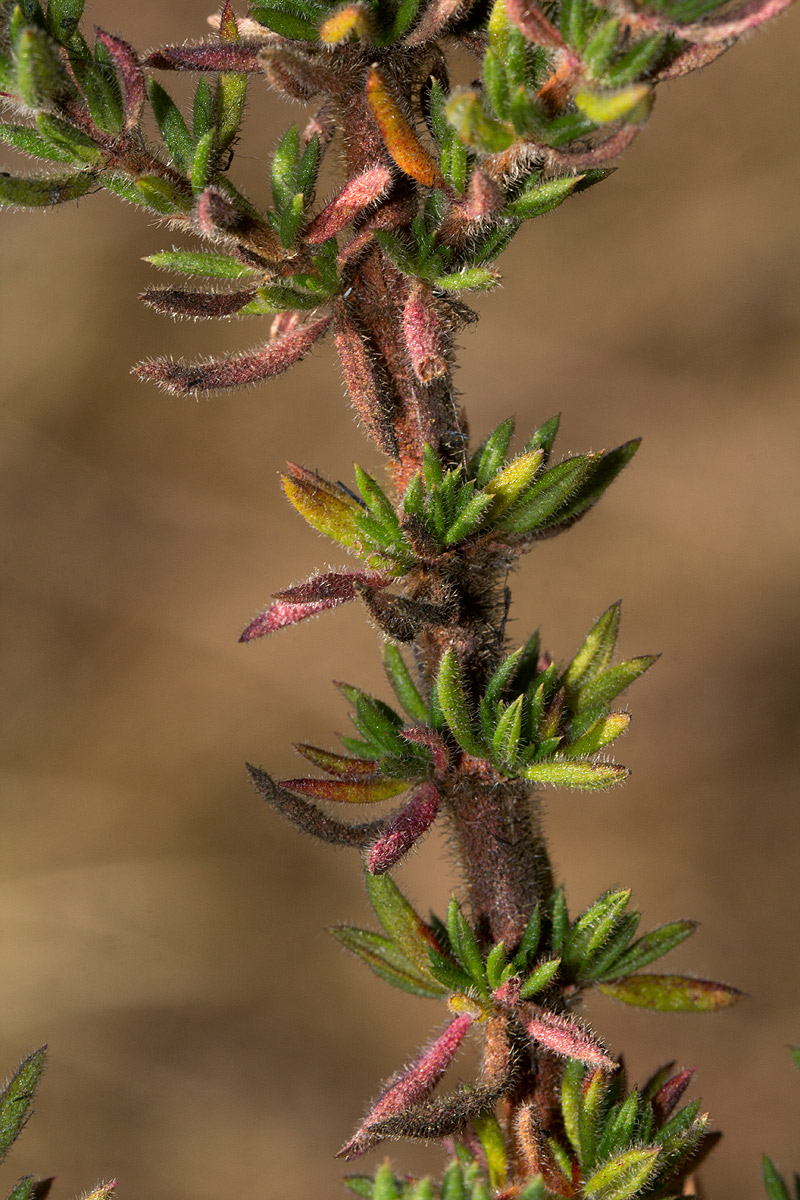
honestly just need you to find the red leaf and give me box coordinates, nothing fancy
[135,315,331,395]
[278,776,410,804]
[274,569,389,604]
[95,30,145,129]
[519,1004,616,1071]
[248,764,386,847]
[367,783,440,873]
[146,42,263,72]
[652,1067,695,1121]
[403,287,449,384]
[240,570,389,641]
[400,727,451,777]
[142,287,257,319]
[505,0,566,47]
[304,165,393,244]
[338,1013,474,1158]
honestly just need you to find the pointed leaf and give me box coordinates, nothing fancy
[365,871,441,978]
[763,1157,791,1200]
[563,713,630,758]
[447,897,487,992]
[598,974,743,1012]
[563,603,621,692]
[520,1005,615,1070]
[281,463,364,549]
[293,745,379,779]
[583,1148,660,1200]
[367,784,440,874]
[279,776,408,804]
[595,920,697,980]
[0,1047,47,1162]
[136,315,331,395]
[338,1013,474,1158]
[366,66,443,189]
[330,926,446,997]
[575,656,658,712]
[383,644,431,722]
[436,648,485,756]
[497,456,595,534]
[519,956,561,999]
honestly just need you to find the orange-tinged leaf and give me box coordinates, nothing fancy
[320,3,373,42]
[598,973,744,1012]
[366,66,444,189]
[281,464,363,548]
[294,744,380,779]
[279,776,409,804]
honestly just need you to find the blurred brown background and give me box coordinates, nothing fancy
[1,2,799,1197]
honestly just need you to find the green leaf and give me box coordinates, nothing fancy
[149,80,193,171]
[447,896,487,992]
[485,448,544,517]
[492,694,524,768]
[583,1147,660,1200]
[483,48,510,120]
[524,414,560,461]
[249,3,321,39]
[6,1179,37,1200]
[445,90,514,154]
[563,712,629,758]
[473,1111,507,1189]
[0,168,95,207]
[497,456,595,534]
[559,0,588,48]
[134,175,190,215]
[13,26,67,107]
[584,18,620,76]
[0,122,74,163]
[192,75,215,140]
[563,890,631,973]
[373,1163,401,1200]
[0,1047,47,1163]
[513,904,541,968]
[595,919,697,980]
[605,34,665,87]
[365,871,440,980]
[436,649,485,756]
[191,127,216,190]
[598,974,743,1012]
[383,643,430,722]
[433,267,500,292]
[763,1157,791,1200]
[485,941,508,990]
[444,491,495,544]
[47,0,84,39]
[271,124,300,213]
[519,956,561,999]
[426,947,475,994]
[71,54,123,135]
[596,1090,641,1164]
[330,926,445,997]
[521,759,628,789]
[549,887,569,954]
[469,418,516,486]
[545,439,641,529]
[508,175,582,220]
[145,249,260,279]
[574,656,657,712]
[563,603,621,692]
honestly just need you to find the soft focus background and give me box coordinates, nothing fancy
[1,2,799,1197]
